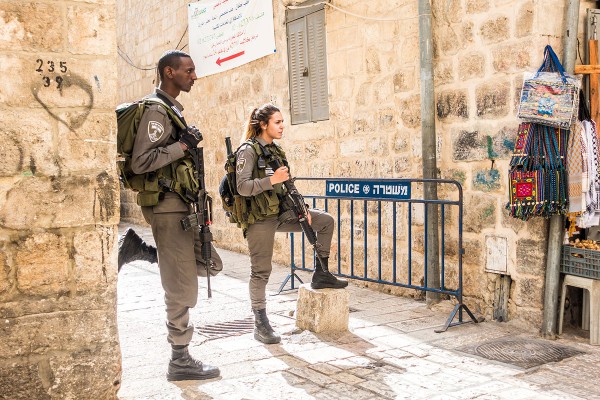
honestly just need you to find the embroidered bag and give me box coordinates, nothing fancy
[517,45,582,129]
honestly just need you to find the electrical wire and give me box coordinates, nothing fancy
[117,45,156,71]
[176,26,188,50]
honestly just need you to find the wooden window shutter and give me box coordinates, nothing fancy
[287,18,310,124]
[306,10,329,122]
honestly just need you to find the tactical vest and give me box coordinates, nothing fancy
[135,157,199,207]
[233,140,289,231]
[128,99,199,207]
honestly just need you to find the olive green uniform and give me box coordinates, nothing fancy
[131,88,222,346]
[236,137,334,309]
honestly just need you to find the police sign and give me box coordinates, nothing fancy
[325,180,411,200]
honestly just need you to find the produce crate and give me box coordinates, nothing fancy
[561,245,600,280]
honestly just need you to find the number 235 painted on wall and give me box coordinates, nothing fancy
[35,59,68,89]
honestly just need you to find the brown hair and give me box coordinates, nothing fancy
[242,103,280,142]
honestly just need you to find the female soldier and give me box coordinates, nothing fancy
[236,103,347,344]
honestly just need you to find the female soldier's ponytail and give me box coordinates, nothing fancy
[242,103,281,143]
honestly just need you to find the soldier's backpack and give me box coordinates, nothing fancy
[219,137,249,228]
[115,98,186,191]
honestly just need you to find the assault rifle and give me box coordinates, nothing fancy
[180,145,214,298]
[258,144,326,267]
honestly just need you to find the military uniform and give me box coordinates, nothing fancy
[235,137,334,309]
[131,88,222,346]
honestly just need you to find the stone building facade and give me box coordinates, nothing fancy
[117,1,592,330]
[0,0,121,399]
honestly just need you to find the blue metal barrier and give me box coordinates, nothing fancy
[277,177,479,332]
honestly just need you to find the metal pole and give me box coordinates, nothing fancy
[542,0,580,337]
[418,0,440,304]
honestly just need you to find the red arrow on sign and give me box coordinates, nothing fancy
[216,51,245,66]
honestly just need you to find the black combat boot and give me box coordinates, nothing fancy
[311,257,348,289]
[252,308,281,344]
[166,346,220,381]
[117,228,158,271]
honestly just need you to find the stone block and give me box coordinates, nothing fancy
[452,130,486,161]
[393,67,415,93]
[464,237,483,267]
[393,156,411,175]
[0,249,10,295]
[0,364,51,400]
[352,114,376,136]
[56,111,117,173]
[372,80,394,106]
[459,52,485,80]
[434,26,461,55]
[332,77,355,99]
[15,232,70,296]
[366,46,381,74]
[491,125,517,159]
[480,16,510,44]
[67,5,115,55]
[353,159,378,177]
[296,284,349,333]
[399,94,422,128]
[340,139,364,157]
[463,193,496,233]
[367,137,387,157]
[0,174,120,229]
[47,349,121,400]
[73,226,118,290]
[378,109,395,131]
[473,169,501,192]
[400,36,420,63]
[437,90,469,120]
[466,0,490,13]
[516,1,534,37]
[0,3,64,52]
[513,277,544,308]
[476,81,510,118]
[432,0,462,23]
[0,308,117,358]
[0,109,58,177]
[492,43,532,72]
[515,238,546,277]
[434,60,455,85]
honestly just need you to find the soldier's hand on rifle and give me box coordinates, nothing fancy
[270,166,290,185]
[179,126,203,150]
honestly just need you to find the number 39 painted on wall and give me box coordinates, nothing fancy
[35,59,68,89]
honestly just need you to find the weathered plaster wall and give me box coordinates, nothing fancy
[0,1,121,398]
[117,0,593,329]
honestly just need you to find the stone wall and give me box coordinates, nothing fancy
[117,0,594,329]
[0,1,121,399]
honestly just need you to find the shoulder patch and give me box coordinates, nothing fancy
[236,154,246,174]
[148,120,164,142]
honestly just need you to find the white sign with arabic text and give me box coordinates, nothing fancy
[188,0,276,77]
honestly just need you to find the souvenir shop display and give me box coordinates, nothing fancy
[507,45,583,221]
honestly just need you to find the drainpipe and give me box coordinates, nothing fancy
[418,0,440,304]
[542,0,580,337]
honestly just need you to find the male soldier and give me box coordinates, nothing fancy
[130,49,221,381]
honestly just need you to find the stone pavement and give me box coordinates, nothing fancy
[117,224,600,400]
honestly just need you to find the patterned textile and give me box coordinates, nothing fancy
[506,123,568,220]
[579,120,600,227]
[518,72,581,129]
[517,45,582,129]
[566,121,585,213]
